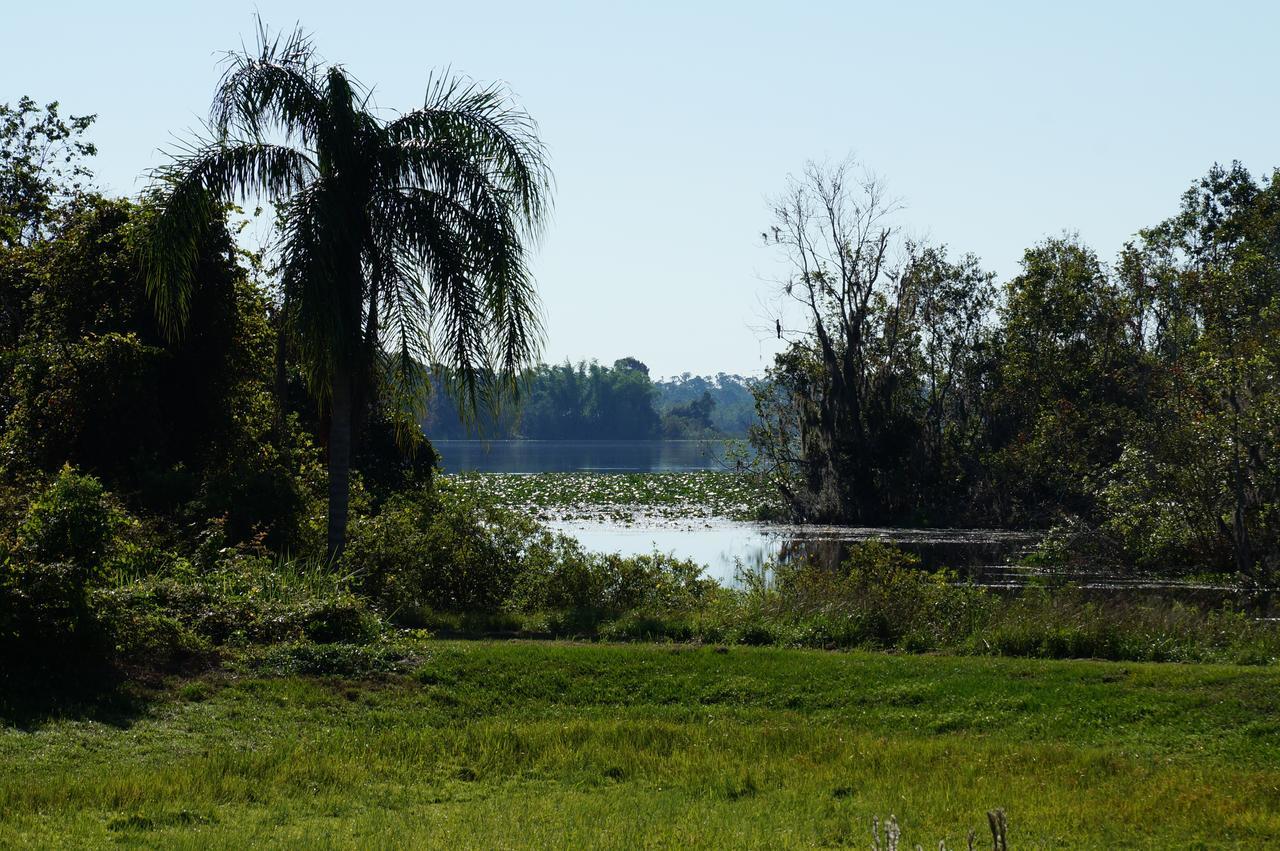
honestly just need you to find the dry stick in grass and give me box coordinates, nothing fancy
[872,811,1008,851]
[987,809,1008,851]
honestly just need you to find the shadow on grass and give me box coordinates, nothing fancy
[0,647,214,731]
[0,661,144,730]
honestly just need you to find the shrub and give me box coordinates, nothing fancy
[345,480,541,615]
[94,553,381,649]
[0,560,99,651]
[509,535,715,617]
[0,467,131,664]
[250,640,418,677]
[16,465,124,569]
[752,539,992,650]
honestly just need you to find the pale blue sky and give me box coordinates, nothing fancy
[5,1,1277,376]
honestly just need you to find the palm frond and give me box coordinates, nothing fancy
[278,182,358,394]
[212,20,326,144]
[387,73,552,238]
[372,183,542,412]
[142,141,315,333]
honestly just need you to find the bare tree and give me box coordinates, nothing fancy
[754,159,994,523]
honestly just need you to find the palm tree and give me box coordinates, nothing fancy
[140,24,551,558]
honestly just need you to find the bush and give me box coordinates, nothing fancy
[0,467,131,664]
[0,560,100,651]
[741,540,992,650]
[509,535,715,617]
[250,640,418,677]
[344,478,718,632]
[345,480,541,615]
[16,465,124,569]
[94,553,381,648]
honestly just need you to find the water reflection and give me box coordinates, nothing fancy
[546,519,1035,584]
[547,518,1276,615]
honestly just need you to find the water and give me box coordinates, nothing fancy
[437,440,1274,613]
[433,439,729,473]
[545,518,1036,585]
[545,516,1273,612]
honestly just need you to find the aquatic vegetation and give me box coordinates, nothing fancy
[448,471,778,522]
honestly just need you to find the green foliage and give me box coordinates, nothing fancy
[992,236,1147,524]
[509,539,716,620]
[752,160,1280,581]
[250,640,418,677]
[514,357,659,439]
[141,21,552,556]
[96,553,380,651]
[427,357,665,439]
[346,478,715,629]
[656,373,759,437]
[0,467,128,662]
[0,192,320,547]
[427,364,761,440]
[345,480,541,615]
[0,96,97,246]
[753,166,1000,525]
[4,643,1280,847]
[15,465,123,568]
[766,541,989,650]
[661,390,717,438]
[0,560,101,652]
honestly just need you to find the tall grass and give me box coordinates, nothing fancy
[2,643,1278,847]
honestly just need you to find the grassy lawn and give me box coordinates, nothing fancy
[2,642,1278,848]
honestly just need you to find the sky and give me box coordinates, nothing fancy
[4,1,1279,377]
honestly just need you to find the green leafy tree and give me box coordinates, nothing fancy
[992,236,1148,524]
[1110,163,1280,582]
[0,97,97,247]
[140,23,551,557]
[0,192,314,549]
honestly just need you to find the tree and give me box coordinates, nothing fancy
[757,160,978,523]
[663,390,716,438]
[0,97,97,247]
[992,236,1147,523]
[140,23,551,557]
[1109,163,1280,583]
[0,192,318,549]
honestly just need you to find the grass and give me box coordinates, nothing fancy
[449,471,776,522]
[2,640,1279,848]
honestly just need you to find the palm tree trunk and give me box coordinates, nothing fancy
[327,361,353,561]
[272,301,289,438]
[350,278,379,460]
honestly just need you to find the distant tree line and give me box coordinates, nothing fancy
[756,159,1280,584]
[423,360,760,440]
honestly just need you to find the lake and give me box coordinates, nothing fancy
[434,439,1038,581]
[436,440,1267,611]
[541,516,1267,612]
[544,518,1037,583]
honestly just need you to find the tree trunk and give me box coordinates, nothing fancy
[327,361,353,561]
[351,279,380,460]
[272,302,289,439]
